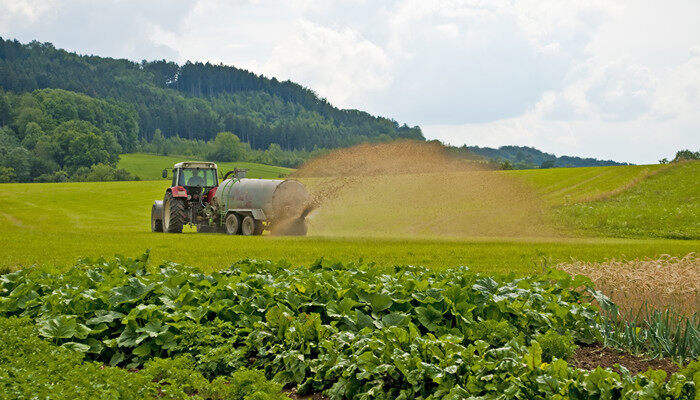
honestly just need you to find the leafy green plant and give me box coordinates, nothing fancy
[468,320,518,346]
[537,329,576,362]
[0,316,289,400]
[1,254,696,400]
[593,296,700,363]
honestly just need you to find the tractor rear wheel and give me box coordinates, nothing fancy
[241,215,263,236]
[163,192,185,233]
[151,204,163,232]
[225,213,241,235]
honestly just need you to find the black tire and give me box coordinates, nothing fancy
[151,204,163,232]
[163,192,185,233]
[196,224,214,233]
[225,213,241,235]
[253,220,264,236]
[241,215,262,236]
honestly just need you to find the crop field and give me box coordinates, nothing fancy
[1,255,698,399]
[118,153,293,180]
[1,148,699,399]
[0,178,698,274]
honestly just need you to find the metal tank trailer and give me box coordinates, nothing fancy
[150,161,310,236]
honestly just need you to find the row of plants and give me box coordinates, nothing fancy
[0,253,698,399]
[0,316,288,400]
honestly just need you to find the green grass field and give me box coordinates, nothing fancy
[557,161,699,239]
[1,160,697,274]
[504,163,669,206]
[118,153,293,180]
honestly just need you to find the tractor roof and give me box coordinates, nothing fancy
[173,161,218,169]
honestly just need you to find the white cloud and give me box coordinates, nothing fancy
[0,0,698,163]
[0,0,55,22]
[251,21,392,107]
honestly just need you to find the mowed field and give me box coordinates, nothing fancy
[0,159,697,274]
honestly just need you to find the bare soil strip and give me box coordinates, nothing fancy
[571,344,679,376]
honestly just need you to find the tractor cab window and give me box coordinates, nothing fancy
[178,168,217,187]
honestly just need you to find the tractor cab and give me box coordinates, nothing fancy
[166,162,218,189]
[162,161,219,202]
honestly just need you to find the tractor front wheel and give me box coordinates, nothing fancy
[151,204,163,232]
[163,192,185,233]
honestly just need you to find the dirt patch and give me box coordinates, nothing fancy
[293,140,560,239]
[284,388,329,400]
[558,254,699,317]
[571,344,679,376]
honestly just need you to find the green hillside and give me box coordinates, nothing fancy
[555,161,699,239]
[505,164,669,206]
[505,162,698,239]
[118,153,292,180]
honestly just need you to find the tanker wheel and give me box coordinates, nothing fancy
[241,215,263,236]
[225,213,241,235]
[151,204,163,232]
[163,192,185,233]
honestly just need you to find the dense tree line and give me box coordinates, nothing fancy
[0,89,136,182]
[0,38,424,149]
[142,130,331,168]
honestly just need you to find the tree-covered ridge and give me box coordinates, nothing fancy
[453,145,628,169]
[0,38,424,149]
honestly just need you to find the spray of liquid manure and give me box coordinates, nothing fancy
[290,140,562,239]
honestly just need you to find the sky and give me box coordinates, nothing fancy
[1,0,699,164]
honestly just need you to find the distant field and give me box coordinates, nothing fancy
[505,163,669,206]
[556,161,699,239]
[0,171,697,274]
[118,153,293,180]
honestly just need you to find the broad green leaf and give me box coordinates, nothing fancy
[116,325,138,348]
[381,312,408,327]
[38,315,77,339]
[109,351,125,367]
[414,306,443,332]
[62,341,90,353]
[109,277,154,305]
[369,292,393,312]
[86,310,125,325]
[525,342,543,370]
[132,342,151,357]
[355,309,374,330]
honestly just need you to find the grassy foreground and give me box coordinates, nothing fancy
[118,153,293,180]
[0,177,697,274]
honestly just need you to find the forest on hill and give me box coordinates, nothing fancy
[0,37,639,182]
[0,38,423,148]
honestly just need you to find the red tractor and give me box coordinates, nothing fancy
[151,161,310,235]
